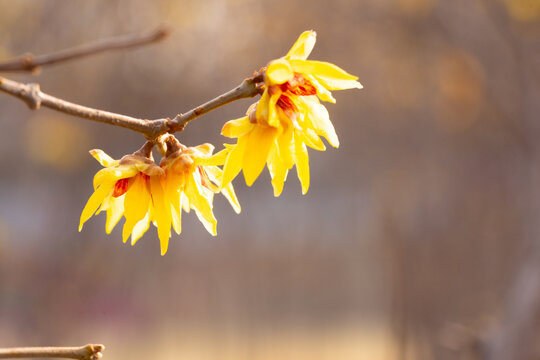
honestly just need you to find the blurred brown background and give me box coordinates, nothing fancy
[1,0,540,359]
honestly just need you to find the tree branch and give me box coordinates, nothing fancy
[169,71,264,131]
[0,73,263,139]
[0,27,170,73]
[0,344,104,360]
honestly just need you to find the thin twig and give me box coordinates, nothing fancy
[170,72,265,130]
[0,27,170,73]
[0,73,263,139]
[0,344,104,360]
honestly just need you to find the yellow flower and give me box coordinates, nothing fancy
[79,149,165,249]
[219,30,362,196]
[159,143,241,245]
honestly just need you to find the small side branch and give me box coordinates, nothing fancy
[169,72,264,131]
[0,344,104,360]
[0,27,170,73]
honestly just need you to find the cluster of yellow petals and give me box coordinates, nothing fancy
[217,30,362,196]
[79,145,240,255]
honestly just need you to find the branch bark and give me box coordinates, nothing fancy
[0,27,170,73]
[170,71,264,130]
[0,345,104,360]
[0,73,263,139]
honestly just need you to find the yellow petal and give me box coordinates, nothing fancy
[186,174,217,236]
[171,202,182,235]
[290,59,359,82]
[222,116,254,138]
[90,149,118,167]
[164,171,182,216]
[268,147,289,197]
[285,30,317,61]
[105,195,124,234]
[194,143,214,156]
[79,181,114,231]
[198,147,231,167]
[267,92,281,128]
[276,119,295,169]
[255,89,281,128]
[242,125,278,186]
[222,182,241,214]
[131,212,151,245]
[134,162,164,177]
[122,175,151,244]
[305,100,339,148]
[204,164,222,187]
[149,176,171,256]
[122,219,137,243]
[93,165,138,190]
[123,174,151,226]
[293,132,310,195]
[205,165,241,214]
[313,76,363,91]
[300,127,326,151]
[194,209,217,236]
[181,192,190,213]
[306,74,336,103]
[222,135,248,188]
[266,59,293,85]
[255,92,267,124]
[97,193,113,214]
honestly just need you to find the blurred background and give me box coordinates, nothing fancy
[1,0,540,359]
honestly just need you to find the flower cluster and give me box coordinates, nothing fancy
[217,30,362,196]
[80,31,361,254]
[79,144,240,255]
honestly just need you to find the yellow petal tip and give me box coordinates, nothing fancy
[243,169,261,187]
[160,244,168,255]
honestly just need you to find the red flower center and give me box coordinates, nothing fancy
[277,95,299,113]
[112,178,130,197]
[112,174,148,197]
[275,73,318,115]
[280,73,317,96]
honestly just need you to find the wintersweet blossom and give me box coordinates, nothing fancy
[79,150,164,245]
[79,144,241,255]
[159,143,241,242]
[218,30,362,196]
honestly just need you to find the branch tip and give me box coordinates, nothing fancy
[151,26,172,42]
[83,344,105,360]
[0,27,171,73]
